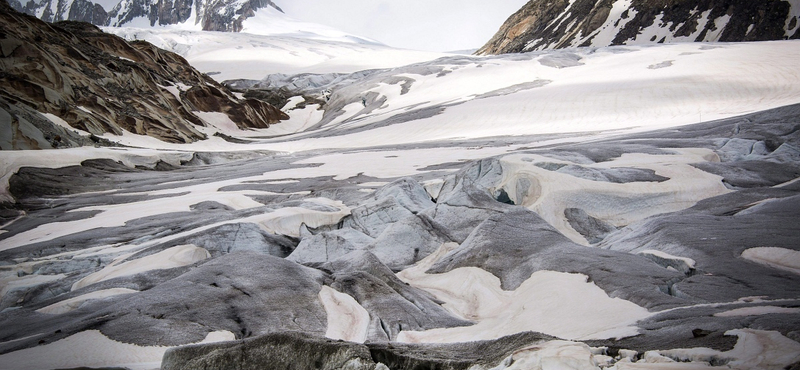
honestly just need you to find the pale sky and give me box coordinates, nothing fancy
[277,0,529,52]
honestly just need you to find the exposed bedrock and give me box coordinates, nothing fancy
[0,3,288,148]
[478,0,799,54]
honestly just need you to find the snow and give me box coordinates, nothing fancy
[786,1,800,35]
[495,149,730,245]
[193,111,243,134]
[648,329,800,370]
[714,306,800,317]
[491,340,603,370]
[318,286,369,343]
[580,0,635,47]
[157,83,182,100]
[704,15,732,41]
[0,329,235,370]
[637,250,696,269]
[104,27,447,81]
[16,41,796,156]
[36,288,139,314]
[396,243,651,343]
[41,113,91,137]
[741,247,800,275]
[0,147,194,204]
[239,7,379,44]
[71,244,211,291]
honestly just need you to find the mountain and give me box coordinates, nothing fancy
[9,0,283,32]
[8,0,109,24]
[0,0,287,149]
[1,5,800,367]
[478,0,800,54]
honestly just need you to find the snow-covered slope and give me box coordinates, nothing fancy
[76,40,800,152]
[104,24,448,81]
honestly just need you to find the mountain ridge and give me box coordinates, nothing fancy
[478,0,800,54]
[8,0,283,32]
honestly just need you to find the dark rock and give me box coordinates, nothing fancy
[0,3,287,147]
[692,328,712,338]
[478,0,798,54]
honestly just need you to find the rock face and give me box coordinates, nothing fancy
[0,1,287,149]
[477,0,800,54]
[10,0,283,31]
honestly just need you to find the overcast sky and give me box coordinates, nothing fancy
[277,0,529,52]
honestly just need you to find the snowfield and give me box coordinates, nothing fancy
[1,33,800,370]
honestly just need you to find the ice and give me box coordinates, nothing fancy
[740,247,800,275]
[0,330,235,370]
[649,329,800,370]
[36,288,139,314]
[1,273,66,298]
[495,150,730,245]
[714,306,800,317]
[319,286,369,343]
[71,244,211,290]
[396,243,651,343]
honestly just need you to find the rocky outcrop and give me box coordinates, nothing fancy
[0,1,287,148]
[478,0,800,54]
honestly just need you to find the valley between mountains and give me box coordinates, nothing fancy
[2,1,800,369]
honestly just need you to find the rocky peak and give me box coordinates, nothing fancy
[12,0,283,32]
[0,0,287,149]
[478,0,800,54]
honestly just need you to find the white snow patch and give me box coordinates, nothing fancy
[396,243,651,343]
[0,329,235,370]
[578,0,635,47]
[703,15,732,41]
[492,340,603,370]
[71,244,210,291]
[258,103,324,137]
[319,286,369,343]
[157,83,182,101]
[41,113,91,137]
[786,1,800,35]
[495,149,730,245]
[648,329,800,370]
[714,306,800,317]
[36,288,138,314]
[193,111,242,134]
[638,250,696,269]
[741,247,800,275]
